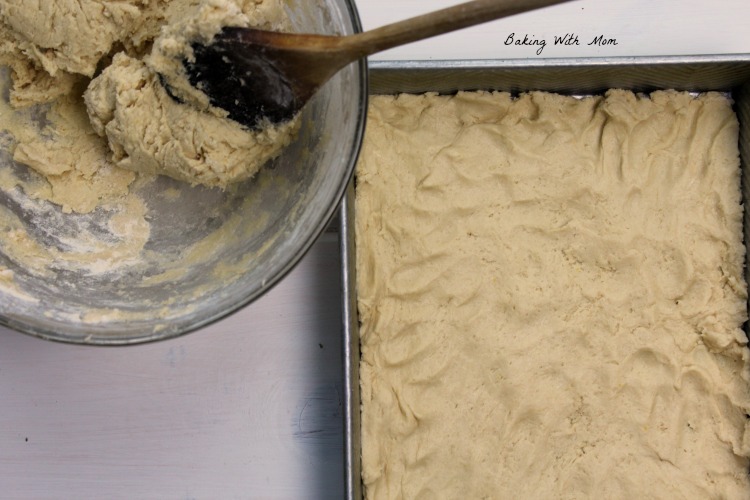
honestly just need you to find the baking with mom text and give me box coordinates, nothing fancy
[504,32,619,55]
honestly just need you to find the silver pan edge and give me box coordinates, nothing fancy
[340,54,750,500]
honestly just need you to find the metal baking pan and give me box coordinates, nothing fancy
[339,54,750,500]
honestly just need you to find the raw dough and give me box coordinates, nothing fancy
[6,83,136,214]
[84,1,299,188]
[0,0,142,106]
[356,90,750,499]
[0,0,296,191]
[0,0,299,321]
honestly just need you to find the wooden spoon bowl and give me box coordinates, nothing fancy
[184,0,574,129]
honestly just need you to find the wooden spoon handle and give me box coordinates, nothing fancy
[345,0,573,57]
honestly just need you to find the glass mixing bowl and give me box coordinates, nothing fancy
[0,0,368,344]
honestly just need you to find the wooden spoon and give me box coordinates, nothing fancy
[183,0,573,129]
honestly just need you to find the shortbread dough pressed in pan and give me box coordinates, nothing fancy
[356,90,750,499]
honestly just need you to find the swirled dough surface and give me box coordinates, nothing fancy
[356,90,750,499]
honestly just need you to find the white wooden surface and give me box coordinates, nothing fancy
[1,236,345,499]
[1,1,750,499]
[359,0,750,60]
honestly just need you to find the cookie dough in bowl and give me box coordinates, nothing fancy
[0,0,367,344]
[84,0,301,188]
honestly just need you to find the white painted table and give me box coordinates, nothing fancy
[1,1,749,498]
